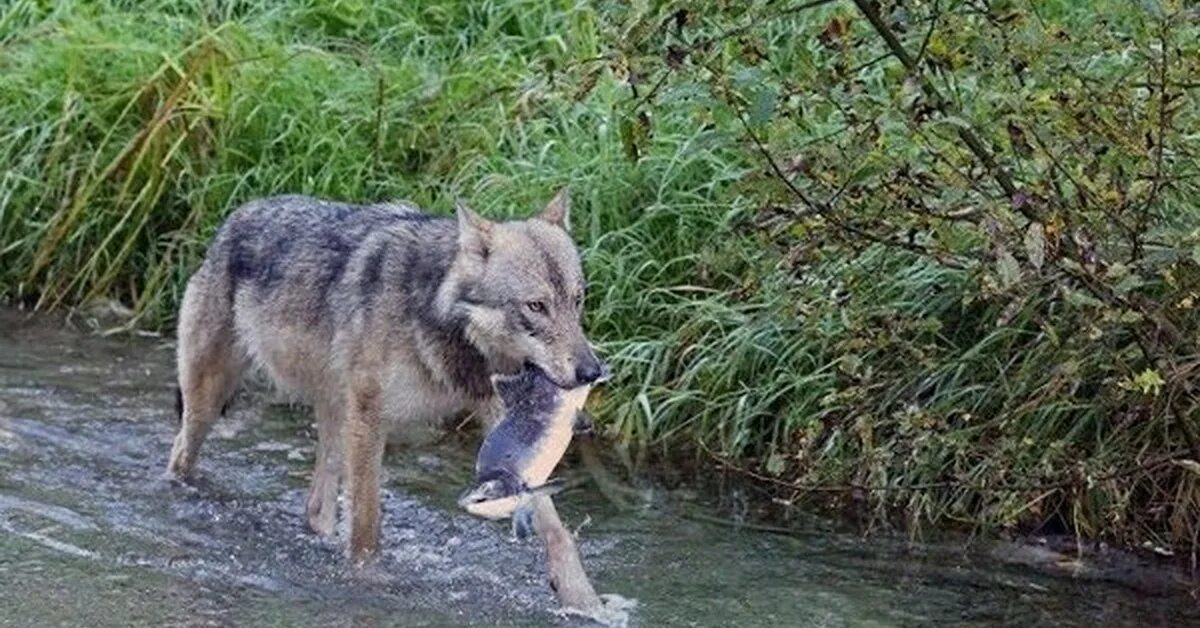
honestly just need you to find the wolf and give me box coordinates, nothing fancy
[164,188,607,607]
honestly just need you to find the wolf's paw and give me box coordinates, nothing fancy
[346,559,390,585]
[307,506,338,538]
[558,593,638,627]
[158,469,202,493]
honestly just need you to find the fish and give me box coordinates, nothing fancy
[457,364,603,538]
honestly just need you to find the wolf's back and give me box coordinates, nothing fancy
[195,195,456,321]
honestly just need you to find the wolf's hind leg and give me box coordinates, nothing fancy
[307,396,343,537]
[166,271,245,479]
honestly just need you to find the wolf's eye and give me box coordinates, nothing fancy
[525,301,547,315]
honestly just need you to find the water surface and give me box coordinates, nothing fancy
[0,308,1195,627]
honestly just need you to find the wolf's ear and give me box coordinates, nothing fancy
[536,188,571,232]
[455,199,493,263]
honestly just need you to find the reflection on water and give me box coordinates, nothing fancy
[0,308,1195,627]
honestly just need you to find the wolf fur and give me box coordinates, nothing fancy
[165,189,606,607]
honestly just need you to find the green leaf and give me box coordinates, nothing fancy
[765,451,786,476]
[749,86,777,127]
[1063,287,1104,308]
[617,108,651,162]
[732,66,764,90]
[996,250,1021,288]
[1119,369,1165,396]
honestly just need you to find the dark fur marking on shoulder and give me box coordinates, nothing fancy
[312,230,356,322]
[224,218,256,302]
[358,241,389,308]
[401,244,494,400]
[430,323,493,400]
[256,234,294,292]
[325,203,353,221]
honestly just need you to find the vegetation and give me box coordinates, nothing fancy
[2,0,1198,558]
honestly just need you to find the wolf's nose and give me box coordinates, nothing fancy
[574,360,604,385]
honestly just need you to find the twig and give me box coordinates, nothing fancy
[850,0,1027,215]
[729,100,969,268]
[913,0,941,66]
[1137,16,1172,262]
[630,0,841,106]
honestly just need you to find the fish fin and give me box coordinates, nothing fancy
[528,477,566,497]
[512,505,534,540]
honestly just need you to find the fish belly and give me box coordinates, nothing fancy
[521,385,592,485]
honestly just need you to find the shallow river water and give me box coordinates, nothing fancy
[0,308,1196,627]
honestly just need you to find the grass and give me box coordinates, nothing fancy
[2,0,1199,558]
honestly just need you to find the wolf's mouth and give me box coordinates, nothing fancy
[521,360,574,390]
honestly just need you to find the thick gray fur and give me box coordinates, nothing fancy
[164,188,606,587]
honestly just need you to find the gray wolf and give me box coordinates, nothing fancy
[165,189,607,606]
[457,366,600,538]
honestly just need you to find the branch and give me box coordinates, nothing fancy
[697,0,841,53]
[1137,16,1172,262]
[730,100,968,268]
[632,0,841,106]
[850,0,1029,217]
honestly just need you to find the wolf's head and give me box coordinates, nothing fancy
[437,188,605,388]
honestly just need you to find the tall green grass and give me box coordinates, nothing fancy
[2,0,1197,556]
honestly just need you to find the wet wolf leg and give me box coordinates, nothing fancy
[307,395,343,537]
[167,269,244,478]
[344,376,385,563]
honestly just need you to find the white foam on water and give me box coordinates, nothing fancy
[558,593,639,628]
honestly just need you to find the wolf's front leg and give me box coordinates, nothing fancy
[531,494,601,611]
[344,377,385,564]
[306,396,343,537]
